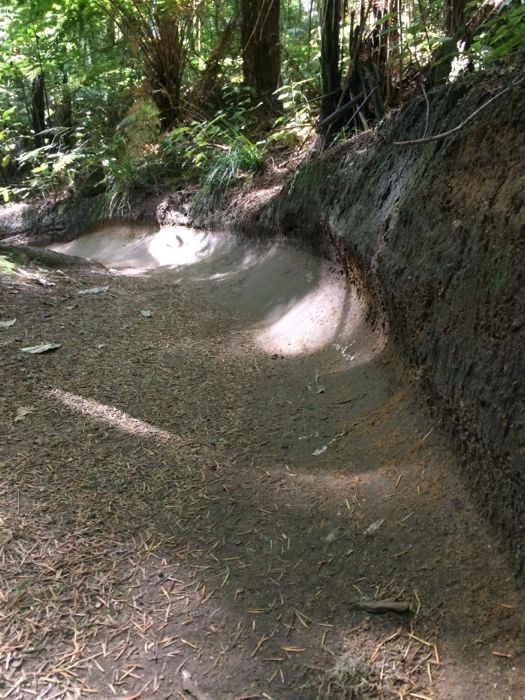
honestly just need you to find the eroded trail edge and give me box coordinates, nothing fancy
[1,227,524,700]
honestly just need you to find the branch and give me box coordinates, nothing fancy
[394,76,525,147]
[318,92,363,128]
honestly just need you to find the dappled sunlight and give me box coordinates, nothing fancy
[8,222,524,700]
[50,224,235,274]
[147,225,235,269]
[50,225,382,364]
[189,240,280,284]
[252,266,370,358]
[48,389,181,444]
[251,461,395,509]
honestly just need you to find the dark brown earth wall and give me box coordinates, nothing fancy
[251,67,525,558]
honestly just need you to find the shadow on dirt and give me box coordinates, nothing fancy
[2,226,524,699]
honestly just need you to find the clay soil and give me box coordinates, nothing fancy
[1,226,524,700]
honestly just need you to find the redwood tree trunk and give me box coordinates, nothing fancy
[445,0,466,35]
[241,0,281,109]
[319,0,341,127]
[31,73,46,148]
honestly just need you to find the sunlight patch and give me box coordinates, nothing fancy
[253,271,362,356]
[147,226,233,269]
[191,245,278,283]
[49,389,181,444]
[49,225,234,274]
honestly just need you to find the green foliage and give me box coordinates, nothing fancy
[161,111,264,189]
[0,0,522,205]
[205,134,264,189]
[269,79,316,149]
[0,253,17,276]
[0,0,141,200]
[469,3,525,63]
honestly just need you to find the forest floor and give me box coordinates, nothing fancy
[1,225,525,700]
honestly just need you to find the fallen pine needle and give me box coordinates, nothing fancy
[116,688,145,700]
[369,629,401,663]
[180,638,198,649]
[492,651,512,659]
[251,635,269,658]
[408,633,432,646]
[427,661,433,685]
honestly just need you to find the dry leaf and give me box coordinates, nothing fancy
[14,406,35,422]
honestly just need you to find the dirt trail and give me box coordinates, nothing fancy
[1,225,524,700]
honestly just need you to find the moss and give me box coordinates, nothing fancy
[0,253,18,276]
[0,243,91,269]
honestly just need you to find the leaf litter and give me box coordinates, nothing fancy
[1,245,525,700]
[77,285,109,296]
[0,318,16,328]
[14,406,35,422]
[21,342,61,354]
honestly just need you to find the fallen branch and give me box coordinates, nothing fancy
[394,76,525,146]
[352,599,412,614]
[318,92,363,128]
[345,87,377,130]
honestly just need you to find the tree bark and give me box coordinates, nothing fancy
[241,0,281,109]
[444,0,466,36]
[31,73,46,148]
[107,0,188,130]
[59,72,74,149]
[190,16,238,113]
[319,0,341,128]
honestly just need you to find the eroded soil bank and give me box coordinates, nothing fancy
[1,227,525,699]
[1,60,523,565]
[211,63,525,563]
[1,56,524,699]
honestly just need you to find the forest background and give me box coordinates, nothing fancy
[0,0,523,214]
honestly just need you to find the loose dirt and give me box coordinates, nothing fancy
[1,225,524,700]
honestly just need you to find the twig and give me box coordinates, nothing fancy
[352,599,412,614]
[369,629,401,664]
[318,92,363,128]
[345,87,377,131]
[394,77,525,146]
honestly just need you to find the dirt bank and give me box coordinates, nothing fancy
[1,59,524,562]
[227,64,525,562]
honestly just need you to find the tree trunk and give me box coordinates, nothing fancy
[190,16,238,113]
[108,1,188,130]
[60,73,74,149]
[444,0,466,36]
[370,0,400,103]
[153,19,185,128]
[241,0,281,109]
[31,73,46,148]
[319,0,341,128]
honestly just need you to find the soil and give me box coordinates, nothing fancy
[1,225,525,700]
